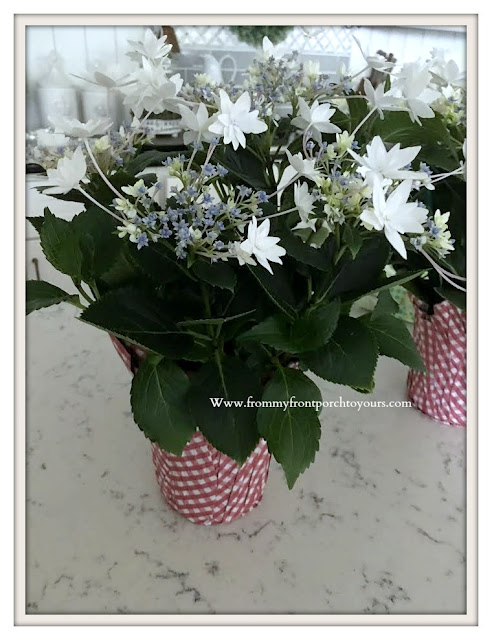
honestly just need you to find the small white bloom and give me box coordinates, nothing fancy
[239,216,286,274]
[92,135,111,153]
[114,198,136,216]
[335,131,355,155]
[292,182,317,232]
[116,222,140,243]
[177,103,215,146]
[424,209,455,257]
[428,49,466,88]
[49,116,113,138]
[285,150,320,182]
[44,147,87,195]
[363,78,404,118]
[360,178,428,259]
[260,36,286,61]
[390,62,441,124]
[291,97,341,143]
[194,72,217,88]
[302,60,321,84]
[348,135,427,186]
[127,28,172,64]
[208,89,268,150]
[121,61,184,118]
[121,179,147,198]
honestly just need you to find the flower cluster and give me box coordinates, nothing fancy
[41,28,466,275]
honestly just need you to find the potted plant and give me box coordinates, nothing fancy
[26,30,464,524]
[369,49,467,427]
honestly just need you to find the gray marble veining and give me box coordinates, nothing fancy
[25,305,466,615]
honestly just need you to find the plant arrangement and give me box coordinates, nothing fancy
[27,30,466,489]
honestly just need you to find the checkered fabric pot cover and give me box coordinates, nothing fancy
[109,335,272,524]
[406,297,466,427]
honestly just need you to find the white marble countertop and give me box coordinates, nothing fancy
[25,304,466,617]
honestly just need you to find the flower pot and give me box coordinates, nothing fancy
[407,296,466,427]
[109,335,271,524]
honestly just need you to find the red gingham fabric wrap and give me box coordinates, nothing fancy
[109,334,271,525]
[406,297,466,427]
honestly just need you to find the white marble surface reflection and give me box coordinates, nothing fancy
[25,305,466,615]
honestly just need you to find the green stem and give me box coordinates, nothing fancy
[351,106,377,137]
[184,329,214,343]
[214,347,228,397]
[68,298,86,310]
[306,274,313,302]
[213,179,227,201]
[200,282,214,338]
[90,280,101,300]
[73,280,94,305]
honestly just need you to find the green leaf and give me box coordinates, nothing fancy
[301,316,379,391]
[185,356,262,464]
[99,246,137,289]
[125,150,171,176]
[216,145,270,190]
[371,289,399,319]
[192,259,237,292]
[71,207,121,280]
[239,299,340,354]
[26,280,78,315]
[342,224,363,259]
[39,207,121,282]
[79,287,194,358]
[128,242,186,284]
[345,269,427,304]
[276,222,334,271]
[365,314,426,371]
[326,235,390,300]
[238,315,290,350]
[247,264,298,321]
[27,216,45,234]
[130,357,196,454]
[348,93,370,131]
[257,367,322,488]
[39,209,84,278]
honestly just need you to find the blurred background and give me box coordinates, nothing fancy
[25,24,466,132]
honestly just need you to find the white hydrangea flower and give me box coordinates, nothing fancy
[390,62,441,124]
[239,216,286,274]
[348,135,427,186]
[49,116,113,138]
[121,61,184,118]
[291,97,341,143]
[362,78,404,118]
[360,178,428,259]
[127,28,172,64]
[44,147,87,195]
[285,150,320,182]
[208,89,268,150]
[177,103,216,146]
[292,182,317,232]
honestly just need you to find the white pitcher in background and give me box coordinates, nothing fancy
[202,54,237,84]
